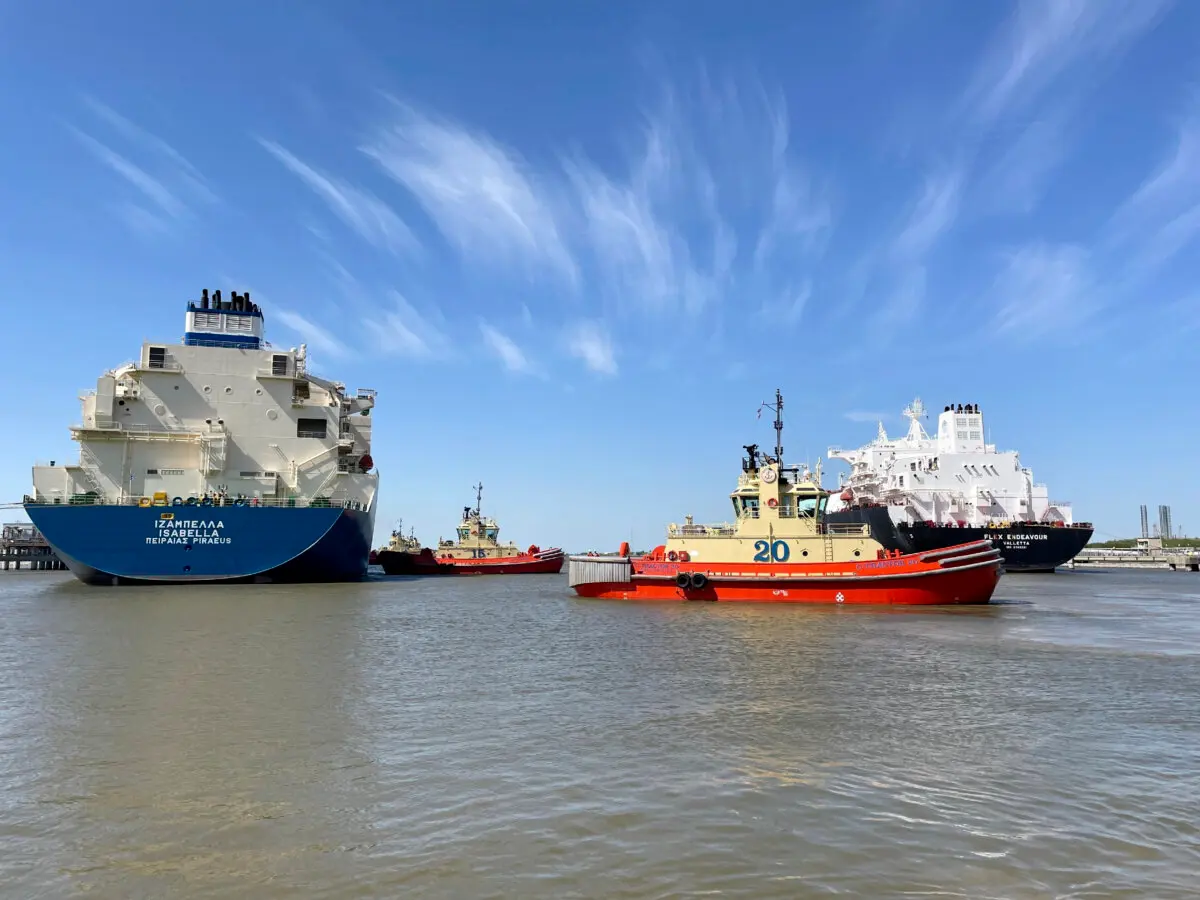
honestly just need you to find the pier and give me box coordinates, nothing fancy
[1068,538,1199,572]
[1,523,65,571]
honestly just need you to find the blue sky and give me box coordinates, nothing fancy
[1,0,1197,549]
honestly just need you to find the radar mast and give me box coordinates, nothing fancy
[758,388,785,466]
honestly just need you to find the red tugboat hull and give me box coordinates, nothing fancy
[569,540,1001,604]
[378,547,564,576]
[440,550,565,575]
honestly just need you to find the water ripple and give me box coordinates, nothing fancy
[0,568,1197,897]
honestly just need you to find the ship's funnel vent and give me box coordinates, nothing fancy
[185,287,265,348]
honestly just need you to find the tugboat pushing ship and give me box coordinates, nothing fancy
[568,390,1003,604]
[23,289,379,585]
[823,399,1093,573]
[375,483,564,576]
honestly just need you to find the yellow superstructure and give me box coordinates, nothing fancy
[649,390,882,565]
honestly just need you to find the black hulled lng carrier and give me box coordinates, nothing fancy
[822,400,1093,573]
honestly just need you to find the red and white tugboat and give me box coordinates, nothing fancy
[568,390,1003,604]
[376,483,564,576]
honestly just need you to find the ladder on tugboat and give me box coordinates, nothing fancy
[823,536,834,563]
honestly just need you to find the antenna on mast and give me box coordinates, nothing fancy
[757,388,784,465]
[473,482,483,518]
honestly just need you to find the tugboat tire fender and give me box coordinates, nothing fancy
[675,572,691,589]
[689,572,708,590]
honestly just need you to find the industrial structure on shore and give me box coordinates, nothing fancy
[1,523,66,571]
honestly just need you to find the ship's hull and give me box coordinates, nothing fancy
[824,507,1094,573]
[23,502,376,585]
[569,540,1002,604]
[377,547,565,576]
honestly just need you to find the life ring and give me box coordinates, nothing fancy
[767,498,778,508]
[138,497,151,508]
[233,498,246,507]
[678,550,690,562]
[185,497,198,506]
[667,550,678,562]
[173,496,185,506]
[200,496,213,507]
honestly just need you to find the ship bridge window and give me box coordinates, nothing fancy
[797,497,818,518]
[296,417,327,439]
[148,346,166,369]
[734,496,760,518]
[272,354,288,376]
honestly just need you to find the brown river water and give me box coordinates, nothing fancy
[1,568,1198,898]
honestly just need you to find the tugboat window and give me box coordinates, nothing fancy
[797,497,817,518]
[148,346,166,369]
[296,418,327,439]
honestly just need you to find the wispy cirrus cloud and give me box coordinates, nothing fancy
[975,113,1069,215]
[479,322,533,374]
[854,167,961,333]
[69,101,215,234]
[564,321,617,375]
[989,243,1095,341]
[271,308,350,358]
[568,74,829,321]
[258,138,419,256]
[1104,106,1200,272]
[83,98,217,205]
[361,99,576,282]
[369,290,450,360]
[933,0,1175,229]
[889,169,963,261]
[359,71,829,342]
[964,0,1173,126]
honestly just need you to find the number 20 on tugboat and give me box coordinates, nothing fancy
[567,389,1004,604]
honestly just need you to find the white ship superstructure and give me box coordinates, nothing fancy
[825,399,1073,528]
[31,289,377,511]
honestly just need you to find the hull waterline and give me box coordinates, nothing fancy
[570,540,1003,604]
[378,548,565,576]
[824,507,1093,573]
[24,503,376,586]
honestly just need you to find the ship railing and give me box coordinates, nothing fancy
[1049,499,1072,508]
[138,357,184,372]
[23,494,370,511]
[181,338,258,350]
[666,523,738,537]
[820,522,871,536]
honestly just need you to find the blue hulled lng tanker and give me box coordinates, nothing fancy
[24,289,379,585]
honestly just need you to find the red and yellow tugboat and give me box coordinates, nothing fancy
[376,483,564,576]
[568,390,1003,604]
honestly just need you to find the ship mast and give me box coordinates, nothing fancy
[473,482,483,520]
[758,388,784,466]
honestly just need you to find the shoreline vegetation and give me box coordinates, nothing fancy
[1087,537,1199,549]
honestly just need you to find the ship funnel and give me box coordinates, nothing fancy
[201,288,209,310]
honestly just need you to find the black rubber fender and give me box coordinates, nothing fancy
[689,572,709,590]
[675,571,691,589]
